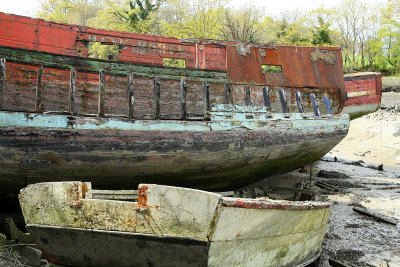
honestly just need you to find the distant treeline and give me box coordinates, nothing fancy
[37,0,400,74]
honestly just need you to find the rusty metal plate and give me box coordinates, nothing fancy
[226,44,345,91]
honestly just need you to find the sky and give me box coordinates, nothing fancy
[0,0,382,18]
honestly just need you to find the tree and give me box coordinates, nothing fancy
[273,10,313,45]
[220,6,264,42]
[310,14,333,46]
[155,0,226,39]
[37,0,101,25]
[334,0,370,70]
[379,0,400,71]
[119,0,161,33]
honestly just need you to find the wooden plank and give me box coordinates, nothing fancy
[295,91,304,113]
[279,89,287,113]
[328,258,353,267]
[353,207,398,225]
[92,189,138,201]
[202,82,210,119]
[98,70,105,116]
[262,87,271,111]
[245,86,251,106]
[0,58,5,111]
[224,83,232,105]
[69,67,76,115]
[153,76,161,119]
[310,93,320,116]
[323,96,333,114]
[35,65,44,113]
[127,73,134,119]
[179,78,187,120]
[314,181,339,192]
[0,47,227,83]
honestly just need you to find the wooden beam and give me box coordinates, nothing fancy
[0,58,5,111]
[262,87,271,111]
[0,47,227,83]
[224,83,232,105]
[279,88,287,113]
[98,70,105,117]
[202,82,210,119]
[69,67,76,115]
[35,65,44,113]
[127,73,134,119]
[153,76,161,120]
[310,93,320,116]
[353,207,398,225]
[245,86,251,106]
[323,96,333,114]
[179,78,187,120]
[295,91,304,113]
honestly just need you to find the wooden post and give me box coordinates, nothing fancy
[179,78,187,120]
[279,88,287,113]
[98,70,105,116]
[323,96,333,114]
[0,58,5,111]
[153,76,161,120]
[203,82,210,119]
[310,93,320,116]
[224,83,232,105]
[127,73,134,119]
[262,87,271,112]
[245,86,251,106]
[35,65,44,113]
[295,91,304,113]
[69,67,76,115]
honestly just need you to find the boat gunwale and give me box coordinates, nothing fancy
[220,197,331,210]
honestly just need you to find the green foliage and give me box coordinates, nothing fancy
[163,58,186,68]
[88,42,120,60]
[122,0,161,33]
[312,16,333,46]
[274,18,312,46]
[156,0,225,39]
[37,0,101,25]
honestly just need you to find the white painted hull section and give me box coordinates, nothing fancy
[19,182,331,266]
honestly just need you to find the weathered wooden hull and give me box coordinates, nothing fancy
[0,110,349,193]
[19,182,331,267]
[343,72,382,120]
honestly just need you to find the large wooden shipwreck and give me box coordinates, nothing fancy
[19,181,331,267]
[0,12,349,193]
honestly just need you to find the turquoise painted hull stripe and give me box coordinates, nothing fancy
[0,111,349,132]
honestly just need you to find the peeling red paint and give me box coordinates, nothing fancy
[0,12,346,116]
[221,198,330,210]
[344,72,382,107]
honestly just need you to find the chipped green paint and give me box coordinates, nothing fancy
[0,110,349,133]
[0,47,227,82]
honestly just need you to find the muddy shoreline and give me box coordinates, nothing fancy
[312,91,400,267]
[312,159,400,267]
